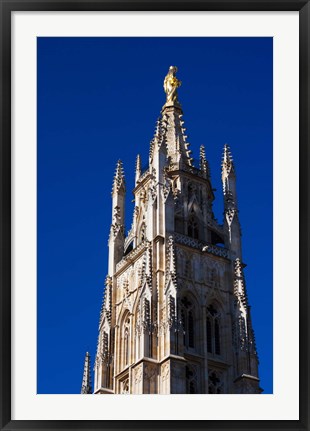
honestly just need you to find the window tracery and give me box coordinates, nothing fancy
[187,210,199,239]
[122,315,131,367]
[181,296,195,349]
[186,364,198,394]
[208,370,223,394]
[206,304,221,356]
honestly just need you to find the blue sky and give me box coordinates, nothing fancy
[37,37,273,394]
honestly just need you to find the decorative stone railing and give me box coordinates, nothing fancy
[167,163,206,179]
[173,232,202,249]
[173,232,229,259]
[138,168,150,183]
[202,244,229,259]
[124,228,134,251]
[115,241,147,272]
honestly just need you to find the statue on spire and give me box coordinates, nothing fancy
[163,66,181,107]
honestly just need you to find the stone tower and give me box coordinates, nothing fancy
[94,66,261,394]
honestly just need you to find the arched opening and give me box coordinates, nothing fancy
[206,304,221,356]
[186,364,198,394]
[181,296,197,349]
[139,223,146,243]
[143,298,152,357]
[208,370,223,394]
[210,230,225,247]
[124,240,134,256]
[124,318,130,366]
[135,307,141,361]
[188,211,199,239]
[175,216,184,234]
[188,182,194,200]
[207,317,212,353]
[120,312,131,369]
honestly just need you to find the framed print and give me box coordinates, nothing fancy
[1,1,309,430]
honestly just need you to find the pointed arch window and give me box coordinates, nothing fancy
[140,223,146,243]
[135,308,141,360]
[188,210,199,239]
[206,305,221,356]
[181,297,196,349]
[206,318,212,352]
[175,216,184,234]
[188,183,192,198]
[123,316,131,367]
[186,364,198,394]
[143,298,152,358]
[208,370,223,394]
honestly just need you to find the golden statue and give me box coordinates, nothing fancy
[163,66,181,106]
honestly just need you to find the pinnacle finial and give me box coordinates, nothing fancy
[163,66,182,108]
[81,351,92,394]
[135,154,141,184]
[112,159,125,195]
[200,144,210,178]
[222,144,238,211]
[221,144,235,185]
[136,154,141,171]
[222,144,234,171]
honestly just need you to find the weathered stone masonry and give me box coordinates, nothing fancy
[91,66,261,395]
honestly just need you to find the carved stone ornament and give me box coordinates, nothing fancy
[134,365,143,384]
[121,378,129,394]
[161,362,170,381]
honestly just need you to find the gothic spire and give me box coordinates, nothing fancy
[81,351,92,394]
[112,159,125,195]
[152,67,193,169]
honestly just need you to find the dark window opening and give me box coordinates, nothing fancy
[207,317,212,353]
[188,215,199,239]
[188,311,194,348]
[181,308,186,345]
[207,304,217,316]
[215,319,221,355]
[189,381,196,394]
[140,224,146,242]
[208,371,222,394]
[188,183,194,199]
[186,365,197,394]
[175,217,184,234]
[207,305,221,356]
[210,230,224,246]
[124,241,133,256]
[181,297,195,349]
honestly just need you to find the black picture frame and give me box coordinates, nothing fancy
[1,1,309,430]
